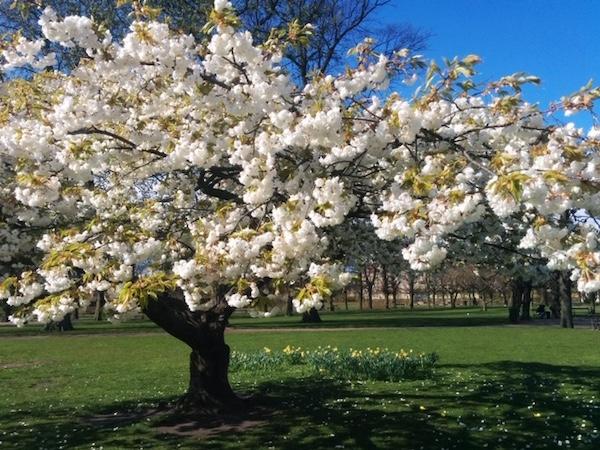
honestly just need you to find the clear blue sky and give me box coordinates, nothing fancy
[380,0,600,126]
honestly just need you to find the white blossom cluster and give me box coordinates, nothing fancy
[1,0,599,326]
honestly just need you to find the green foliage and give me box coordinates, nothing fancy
[202,4,241,34]
[41,242,95,270]
[0,275,18,294]
[116,272,178,307]
[489,172,530,202]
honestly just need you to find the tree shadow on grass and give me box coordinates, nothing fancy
[230,312,509,329]
[1,363,599,449]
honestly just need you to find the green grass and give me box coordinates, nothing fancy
[1,310,599,449]
[1,304,592,336]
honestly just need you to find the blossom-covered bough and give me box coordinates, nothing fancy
[1,0,599,412]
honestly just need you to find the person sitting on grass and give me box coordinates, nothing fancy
[535,304,550,319]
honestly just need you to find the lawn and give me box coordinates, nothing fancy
[0,305,592,336]
[0,309,599,449]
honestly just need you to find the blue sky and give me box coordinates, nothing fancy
[380,0,600,127]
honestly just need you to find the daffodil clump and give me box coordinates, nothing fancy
[230,345,438,381]
[305,346,438,382]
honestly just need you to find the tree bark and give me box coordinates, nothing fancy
[366,283,374,309]
[0,301,11,322]
[358,271,364,310]
[450,292,457,309]
[520,281,532,320]
[302,307,322,323]
[408,272,415,310]
[59,313,74,331]
[558,271,574,328]
[382,267,390,309]
[391,285,398,308]
[509,278,524,323]
[45,313,75,332]
[94,291,105,321]
[142,290,242,413]
[363,266,377,310]
[549,274,561,318]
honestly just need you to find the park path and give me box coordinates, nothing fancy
[0,326,405,339]
[1,319,599,340]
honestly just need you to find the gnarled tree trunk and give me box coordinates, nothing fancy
[142,291,241,413]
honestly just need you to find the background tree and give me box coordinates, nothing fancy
[236,0,428,85]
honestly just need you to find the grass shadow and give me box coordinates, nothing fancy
[1,361,599,449]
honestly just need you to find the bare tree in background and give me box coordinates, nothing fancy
[2,1,428,82]
[236,0,429,84]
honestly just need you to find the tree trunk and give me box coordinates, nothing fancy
[408,272,415,310]
[363,266,377,310]
[559,271,574,328]
[286,294,294,316]
[509,278,523,323]
[450,292,457,309]
[359,272,364,310]
[366,283,374,309]
[520,281,532,320]
[94,291,105,321]
[425,275,431,308]
[58,313,74,331]
[142,291,242,413]
[501,290,508,307]
[344,288,349,311]
[0,301,11,322]
[302,307,322,323]
[549,274,561,318]
[382,268,390,309]
[542,287,549,306]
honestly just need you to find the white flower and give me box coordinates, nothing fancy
[214,0,231,12]
[226,292,252,308]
